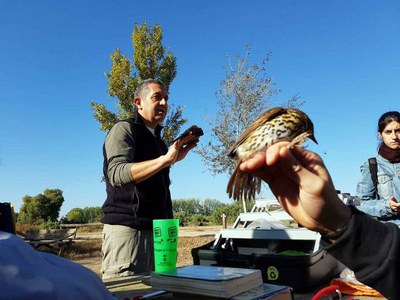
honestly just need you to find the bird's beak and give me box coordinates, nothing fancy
[310,134,318,144]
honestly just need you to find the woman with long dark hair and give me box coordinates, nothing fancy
[356,111,400,226]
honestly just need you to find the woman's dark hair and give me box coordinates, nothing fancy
[378,111,400,133]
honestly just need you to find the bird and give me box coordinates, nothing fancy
[226,107,317,201]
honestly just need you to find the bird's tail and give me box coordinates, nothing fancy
[227,163,261,201]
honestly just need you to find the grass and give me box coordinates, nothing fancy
[64,240,102,260]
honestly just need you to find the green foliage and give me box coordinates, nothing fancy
[172,198,202,214]
[91,22,186,144]
[189,214,209,226]
[173,211,209,227]
[82,206,103,223]
[172,198,226,216]
[210,200,255,225]
[40,218,60,230]
[173,211,191,226]
[201,198,226,215]
[65,208,84,223]
[172,198,254,226]
[65,207,103,224]
[17,189,64,225]
[209,205,228,225]
[132,23,177,90]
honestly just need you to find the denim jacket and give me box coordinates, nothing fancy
[356,155,400,226]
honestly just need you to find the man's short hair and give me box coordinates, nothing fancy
[134,79,166,99]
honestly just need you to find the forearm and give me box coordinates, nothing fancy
[107,155,172,186]
[319,200,352,239]
[325,206,400,299]
[130,155,171,183]
[358,198,392,217]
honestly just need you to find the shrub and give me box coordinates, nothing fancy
[174,211,191,226]
[210,201,255,225]
[40,218,60,230]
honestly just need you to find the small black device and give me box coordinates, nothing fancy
[173,125,204,143]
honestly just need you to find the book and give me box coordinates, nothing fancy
[172,283,292,300]
[150,265,263,298]
[231,283,293,300]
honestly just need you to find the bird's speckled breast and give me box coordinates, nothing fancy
[235,116,302,160]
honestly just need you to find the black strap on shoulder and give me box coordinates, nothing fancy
[368,157,378,192]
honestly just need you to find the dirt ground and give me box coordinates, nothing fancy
[70,226,221,277]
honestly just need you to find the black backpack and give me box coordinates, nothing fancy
[368,157,379,198]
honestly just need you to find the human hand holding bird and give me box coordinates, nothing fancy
[227,107,317,201]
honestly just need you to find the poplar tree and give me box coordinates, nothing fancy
[91,22,187,145]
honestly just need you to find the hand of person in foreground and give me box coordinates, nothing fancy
[239,142,351,237]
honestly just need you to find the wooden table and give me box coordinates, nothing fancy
[103,275,163,299]
[20,228,77,256]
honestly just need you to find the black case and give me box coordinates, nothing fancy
[191,239,344,292]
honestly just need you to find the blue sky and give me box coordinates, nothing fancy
[1,1,399,217]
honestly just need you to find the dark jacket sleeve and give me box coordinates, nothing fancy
[324,206,400,299]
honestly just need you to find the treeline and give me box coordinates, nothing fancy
[172,198,255,226]
[16,197,255,228]
[62,207,103,224]
[62,199,255,226]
